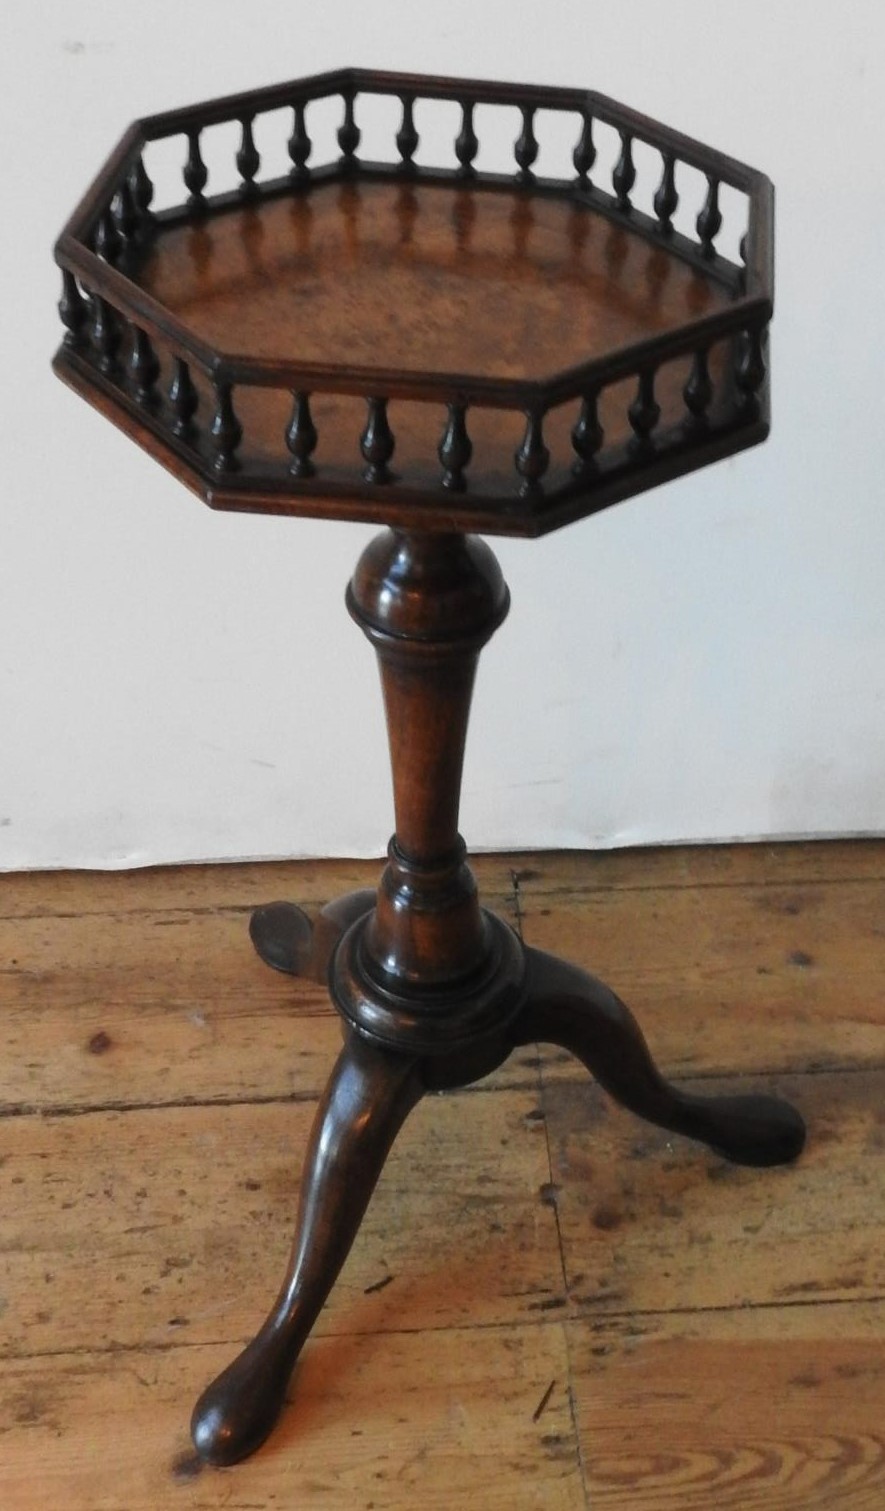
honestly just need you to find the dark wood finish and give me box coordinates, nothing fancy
[438,400,472,490]
[236,116,260,194]
[627,367,661,452]
[114,177,139,244]
[330,530,524,1068]
[130,154,154,218]
[51,72,799,1471]
[249,889,375,981]
[167,357,198,437]
[514,949,805,1167]
[200,896,787,1471]
[58,268,88,346]
[359,396,395,484]
[683,345,714,423]
[395,94,419,168]
[514,105,539,183]
[612,130,636,212]
[573,109,595,181]
[128,326,160,406]
[284,391,318,477]
[337,88,361,165]
[187,530,804,1463]
[88,295,120,374]
[515,410,551,494]
[53,68,773,537]
[287,101,311,183]
[190,1031,425,1465]
[572,389,604,471]
[183,129,208,210]
[455,99,479,174]
[697,174,723,258]
[131,183,727,381]
[209,380,242,472]
[653,150,678,231]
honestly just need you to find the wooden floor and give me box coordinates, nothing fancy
[1,842,883,1509]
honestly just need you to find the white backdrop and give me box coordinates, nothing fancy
[2,1,884,870]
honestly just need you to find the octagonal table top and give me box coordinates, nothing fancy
[53,69,773,536]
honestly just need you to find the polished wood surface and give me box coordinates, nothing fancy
[136,181,726,377]
[130,182,729,492]
[346,530,511,995]
[1,843,882,1506]
[191,1032,425,1465]
[44,62,822,1495]
[54,69,773,532]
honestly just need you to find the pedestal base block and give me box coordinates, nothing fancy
[331,909,526,1084]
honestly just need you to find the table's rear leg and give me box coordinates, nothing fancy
[249,890,376,981]
[191,1032,423,1465]
[514,947,805,1167]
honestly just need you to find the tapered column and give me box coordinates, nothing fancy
[333,529,523,1069]
[347,529,508,985]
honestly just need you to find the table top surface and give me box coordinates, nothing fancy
[133,179,726,383]
[53,70,772,535]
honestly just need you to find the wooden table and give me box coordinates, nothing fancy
[53,68,803,1467]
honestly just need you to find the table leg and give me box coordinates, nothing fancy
[249,890,377,981]
[191,1031,423,1464]
[513,947,805,1167]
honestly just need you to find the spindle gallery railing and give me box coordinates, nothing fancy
[54,68,773,537]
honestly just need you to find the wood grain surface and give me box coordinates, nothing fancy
[1,841,883,1507]
[127,178,733,501]
[136,181,725,379]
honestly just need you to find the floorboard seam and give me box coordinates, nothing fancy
[517,870,885,901]
[511,865,590,1504]
[567,1292,885,1324]
[0,1076,549,1122]
[530,948,592,1503]
[6,1291,882,1370]
[0,891,517,926]
[0,1312,573,1367]
[0,1090,321,1120]
[3,1059,878,1123]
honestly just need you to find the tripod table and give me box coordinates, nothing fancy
[53,68,804,1466]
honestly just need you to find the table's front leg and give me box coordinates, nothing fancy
[191,1031,424,1465]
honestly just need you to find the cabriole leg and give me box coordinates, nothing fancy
[191,1031,423,1465]
[514,947,805,1167]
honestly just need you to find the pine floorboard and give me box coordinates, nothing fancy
[0,842,883,1508]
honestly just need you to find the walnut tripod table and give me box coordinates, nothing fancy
[53,68,805,1465]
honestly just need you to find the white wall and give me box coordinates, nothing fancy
[3,1,884,870]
